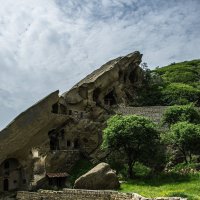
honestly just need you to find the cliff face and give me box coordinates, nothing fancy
[0,51,143,191]
[60,51,143,155]
[64,51,143,110]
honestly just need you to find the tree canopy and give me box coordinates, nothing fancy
[131,59,200,106]
[164,122,200,163]
[102,115,160,178]
[162,104,200,126]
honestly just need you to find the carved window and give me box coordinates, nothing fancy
[48,130,60,151]
[74,139,80,149]
[68,110,72,115]
[52,103,59,113]
[61,129,65,140]
[4,161,9,169]
[67,140,71,147]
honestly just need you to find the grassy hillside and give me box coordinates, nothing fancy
[132,59,200,106]
[155,60,200,84]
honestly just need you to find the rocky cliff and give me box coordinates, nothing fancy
[0,51,143,191]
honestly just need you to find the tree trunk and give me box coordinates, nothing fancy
[179,147,188,164]
[128,160,134,179]
[182,151,188,164]
[184,156,188,164]
[189,152,192,163]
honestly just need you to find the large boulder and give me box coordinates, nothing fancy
[74,162,120,190]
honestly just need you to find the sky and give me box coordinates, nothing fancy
[0,0,200,130]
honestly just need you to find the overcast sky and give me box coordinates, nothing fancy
[0,0,200,130]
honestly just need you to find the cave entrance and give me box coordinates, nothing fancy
[48,130,60,151]
[52,103,67,114]
[129,69,138,83]
[52,103,59,113]
[0,158,24,192]
[67,140,71,148]
[3,179,9,191]
[74,139,80,149]
[104,90,117,106]
[93,88,101,103]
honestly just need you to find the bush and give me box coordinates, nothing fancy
[132,162,151,177]
[153,59,200,106]
[161,83,200,105]
[102,115,160,178]
[162,104,200,126]
[164,122,200,164]
[168,163,199,175]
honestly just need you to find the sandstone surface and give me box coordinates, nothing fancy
[74,162,120,190]
[0,51,143,191]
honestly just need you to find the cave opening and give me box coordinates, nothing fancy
[93,88,101,103]
[129,69,138,83]
[59,104,66,114]
[4,161,9,169]
[104,90,117,106]
[48,130,60,151]
[0,158,24,192]
[52,103,59,113]
[3,179,9,191]
[74,139,80,149]
[67,140,71,148]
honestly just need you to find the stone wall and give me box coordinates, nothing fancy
[115,106,200,124]
[16,189,187,200]
[115,106,168,124]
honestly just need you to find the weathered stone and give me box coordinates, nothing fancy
[16,189,187,200]
[74,162,120,190]
[0,51,145,191]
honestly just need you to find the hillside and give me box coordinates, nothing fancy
[132,59,200,106]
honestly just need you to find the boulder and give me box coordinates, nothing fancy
[74,162,120,190]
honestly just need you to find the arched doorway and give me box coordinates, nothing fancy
[0,158,25,192]
[3,179,9,191]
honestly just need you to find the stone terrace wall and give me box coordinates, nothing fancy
[16,189,187,200]
[115,106,168,123]
[115,106,200,124]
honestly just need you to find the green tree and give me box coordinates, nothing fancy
[161,83,200,105]
[162,104,200,126]
[132,70,164,106]
[164,122,200,163]
[102,115,160,178]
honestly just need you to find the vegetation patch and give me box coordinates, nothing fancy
[69,158,94,185]
[120,173,200,200]
[132,59,200,106]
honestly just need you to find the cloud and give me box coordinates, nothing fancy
[0,0,200,129]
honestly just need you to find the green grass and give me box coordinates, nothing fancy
[119,173,200,200]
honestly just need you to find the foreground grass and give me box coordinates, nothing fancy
[120,173,200,200]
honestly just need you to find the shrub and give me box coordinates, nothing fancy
[164,122,200,163]
[161,83,200,105]
[162,104,200,126]
[102,115,160,178]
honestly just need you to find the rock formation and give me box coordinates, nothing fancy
[0,51,143,191]
[74,162,120,190]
